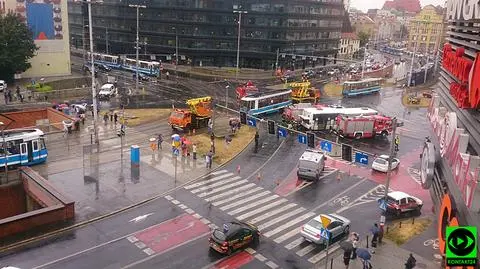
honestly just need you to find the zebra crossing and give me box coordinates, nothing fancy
[183,169,342,264]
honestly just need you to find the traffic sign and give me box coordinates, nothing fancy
[173,148,180,156]
[278,127,287,138]
[379,199,387,211]
[247,118,256,127]
[320,141,332,152]
[223,224,229,233]
[319,228,331,240]
[355,152,369,165]
[298,134,307,144]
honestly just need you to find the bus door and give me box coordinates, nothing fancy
[20,143,29,164]
[32,140,39,161]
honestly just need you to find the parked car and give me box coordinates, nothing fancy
[297,149,326,181]
[95,63,111,72]
[301,214,350,245]
[133,72,149,81]
[371,155,400,172]
[0,80,6,92]
[209,221,260,255]
[377,191,423,216]
[83,64,98,77]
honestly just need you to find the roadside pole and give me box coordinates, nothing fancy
[381,117,398,220]
[324,237,330,269]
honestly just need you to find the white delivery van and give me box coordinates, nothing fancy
[98,83,117,99]
[297,148,326,181]
[0,80,6,92]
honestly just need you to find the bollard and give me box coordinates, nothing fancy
[366,235,369,248]
[399,221,402,228]
[257,173,261,181]
[412,218,415,224]
[330,258,333,269]
[386,226,389,234]
[131,145,140,167]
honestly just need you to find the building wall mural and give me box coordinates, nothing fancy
[15,0,64,40]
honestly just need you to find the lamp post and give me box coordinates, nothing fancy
[361,46,367,79]
[172,27,179,80]
[408,40,418,87]
[233,8,247,81]
[105,27,109,54]
[129,4,146,94]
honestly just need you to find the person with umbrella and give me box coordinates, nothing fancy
[340,241,354,268]
[356,248,372,269]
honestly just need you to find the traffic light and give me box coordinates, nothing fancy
[268,120,275,134]
[307,132,315,148]
[240,111,247,125]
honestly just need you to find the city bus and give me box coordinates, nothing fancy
[240,89,292,116]
[299,106,378,131]
[0,129,48,168]
[122,57,160,77]
[342,78,383,97]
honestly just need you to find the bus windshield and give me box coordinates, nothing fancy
[241,100,254,110]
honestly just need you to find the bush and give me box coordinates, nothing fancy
[26,83,53,92]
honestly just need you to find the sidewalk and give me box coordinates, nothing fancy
[329,239,440,269]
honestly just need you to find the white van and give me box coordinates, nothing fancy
[98,83,117,99]
[297,149,326,181]
[0,80,6,92]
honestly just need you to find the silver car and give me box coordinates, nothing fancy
[301,214,351,245]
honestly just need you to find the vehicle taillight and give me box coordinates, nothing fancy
[222,242,228,247]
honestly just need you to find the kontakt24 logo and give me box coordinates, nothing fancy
[446,226,478,266]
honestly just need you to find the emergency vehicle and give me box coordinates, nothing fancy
[335,114,393,139]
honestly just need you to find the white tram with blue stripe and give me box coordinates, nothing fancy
[0,129,48,168]
[240,89,292,116]
[342,78,382,97]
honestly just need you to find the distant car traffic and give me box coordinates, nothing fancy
[133,72,149,81]
[83,64,98,77]
[301,214,350,245]
[281,71,296,83]
[95,63,112,72]
[302,69,315,79]
[378,191,423,216]
[209,221,260,255]
[371,155,400,172]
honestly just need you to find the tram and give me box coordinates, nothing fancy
[0,129,48,168]
[342,78,382,97]
[240,89,292,116]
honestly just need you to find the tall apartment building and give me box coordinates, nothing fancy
[407,5,443,53]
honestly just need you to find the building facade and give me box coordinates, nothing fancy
[350,15,375,37]
[68,0,345,69]
[407,5,443,53]
[422,0,480,265]
[4,0,71,78]
[382,0,421,14]
[338,32,359,59]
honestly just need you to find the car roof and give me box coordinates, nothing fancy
[221,222,253,238]
[388,191,411,200]
[300,149,325,163]
[101,83,114,88]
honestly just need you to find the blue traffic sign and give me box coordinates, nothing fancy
[379,199,387,211]
[173,148,180,156]
[247,118,256,127]
[298,134,307,144]
[320,141,332,152]
[355,152,369,165]
[319,228,331,240]
[278,128,287,138]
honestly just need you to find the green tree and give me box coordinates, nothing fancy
[358,31,370,47]
[0,12,38,82]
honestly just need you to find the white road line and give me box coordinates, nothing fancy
[143,248,155,256]
[296,244,317,257]
[193,213,202,219]
[190,176,241,194]
[171,200,180,205]
[126,236,138,243]
[258,207,305,230]
[178,204,187,209]
[245,248,256,254]
[219,191,271,211]
[236,199,288,221]
[184,173,234,190]
[263,212,315,238]
[212,187,263,206]
[273,227,301,244]
[228,195,279,216]
[310,177,368,212]
[307,244,341,264]
[285,237,304,250]
[185,208,194,214]
[265,261,279,269]
[255,254,267,261]
[198,180,248,198]
[135,242,146,249]
[164,195,173,200]
[205,184,257,202]
[200,218,211,225]
[249,203,298,224]
[336,184,385,214]
[211,169,228,175]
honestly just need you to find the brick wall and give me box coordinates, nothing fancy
[0,108,74,131]
[46,108,74,130]
[364,63,394,78]
[0,182,26,219]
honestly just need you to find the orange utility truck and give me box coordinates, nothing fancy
[168,96,212,131]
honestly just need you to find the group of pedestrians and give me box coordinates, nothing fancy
[103,111,119,125]
[3,86,27,104]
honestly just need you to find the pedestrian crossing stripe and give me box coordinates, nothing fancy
[183,168,343,264]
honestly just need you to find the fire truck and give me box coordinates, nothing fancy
[289,82,321,103]
[335,114,393,139]
[168,96,212,131]
[236,81,259,99]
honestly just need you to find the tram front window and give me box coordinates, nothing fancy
[240,100,252,111]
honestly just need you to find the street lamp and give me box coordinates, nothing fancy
[129,4,146,94]
[172,27,179,80]
[233,7,247,81]
[361,46,367,79]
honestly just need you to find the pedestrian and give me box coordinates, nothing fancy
[7,89,12,103]
[181,142,187,157]
[370,223,379,253]
[254,130,259,153]
[207,118,213,134]
[166,71,170,79]
[114,113,118,125]
[4,91,8,104]
[103,113,108,125]
[157,134,163,150]
[405,253,416,269]
[15,86,20,101]
[206,150,213,168]
[362,259,372,269]
[192,143,197,160]
[110,112,113,122]
[351,232,359,259]
[378,224,384,244]
[343,250,352,269]
[225,134,232,145]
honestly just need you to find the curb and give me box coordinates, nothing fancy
[0,129,256,255]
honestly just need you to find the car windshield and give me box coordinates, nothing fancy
[213,230,226,241]
[306,219,323,230]
[375,158,387,165]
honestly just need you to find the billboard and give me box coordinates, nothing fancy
[16,0,64,41]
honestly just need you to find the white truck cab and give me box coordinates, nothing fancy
[0,80,7,92]
[297,149,326,181]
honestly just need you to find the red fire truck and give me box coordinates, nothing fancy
[236,81,259,99]
[336,114,393,139]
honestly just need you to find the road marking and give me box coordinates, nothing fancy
[134,241,146,249]
[190,176,242,194]
[212,187,263,206]
[310,177,368,212]
[126,236,138,243]
[263,212,315,238]
[258,207,306,231]
[143,248,155,256]
[129,213,155,223]
[336,184,387,214]
[266,261,279,269]
[178,204,187,209]
[184,173,234,190]
[164,195,173,200]
[171,200,180,205]
[205,184,257,202]
[211,169,228,176]
[247,203,297,224]
[219,191,271,211]
[255,253,267,261]
[296,244,317,257]
[193,213,202,219]
[307,244,341,264]
[198,180,248,198]
[236,199,288,221]
[285,237,304,250]
[200,218,211,225]
[185,208,194,214]
[273,227,301,244]
[228,195,279,215]
[245,248,256,254]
